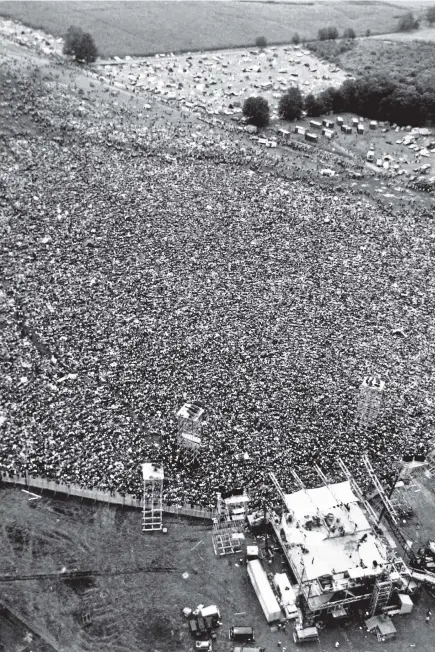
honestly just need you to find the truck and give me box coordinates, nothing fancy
[247,560,282,623]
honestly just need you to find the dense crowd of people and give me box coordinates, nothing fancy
[1,58,434,512]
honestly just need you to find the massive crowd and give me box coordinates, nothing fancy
[0,58,434,512]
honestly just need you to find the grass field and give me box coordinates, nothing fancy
[0,0,402,56]
[308,36,435,91]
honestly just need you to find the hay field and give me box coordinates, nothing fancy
[0,0,401,56]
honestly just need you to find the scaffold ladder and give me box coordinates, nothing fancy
[369,579,393,616]
[142,477,163,532]
[362,455,399,524]
[338,458,379,525]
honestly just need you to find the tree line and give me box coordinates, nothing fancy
[243,74,434,128]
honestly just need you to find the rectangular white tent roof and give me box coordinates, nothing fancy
[142,463,164,481]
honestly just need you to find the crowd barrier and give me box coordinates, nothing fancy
[0,472,217,521]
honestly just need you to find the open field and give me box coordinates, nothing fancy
[339,38,435,89]
[308,36,434,91]
[1,487,435,652]
[0,0,403,56]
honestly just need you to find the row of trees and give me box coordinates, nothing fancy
[303,77,434,126]
[242,72,434,128]
[318,26,358,41]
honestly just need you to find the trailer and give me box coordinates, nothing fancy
[322,128,334,139]
[370,120,378,130]
[322,119,334,129]
[341,125,352,134]
[309,120,322,130]
[357,124,364,134]
[337,116,344,126]
[305,132,318,143]
[247,560,282,623]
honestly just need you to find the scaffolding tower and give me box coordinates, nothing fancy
[141,462,164,532]
[212,490,249,556]
[357,376,385,428]
[176,402,204,456]
[369,578,393,616]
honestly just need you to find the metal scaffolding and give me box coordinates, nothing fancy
[357,376,385,428]
[176,402,204,456]
[141,463,164,532]
[212,490,249,556]
[369,579,393,616]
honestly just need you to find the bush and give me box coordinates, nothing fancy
[242,96,270,128]
[306,39,355,62]
[365,29,371,37]
[255,36,267,49]
[426,6,435,25]
[343,28,356,39]
[278,86,303,121]
[63,25,98,63]
[397,12,417,32]
[291,32,300,45]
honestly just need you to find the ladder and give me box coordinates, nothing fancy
[369,579,393,616]
[142,478,163,532]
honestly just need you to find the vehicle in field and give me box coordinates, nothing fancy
[293,626,320,644]
[229,626,255,642]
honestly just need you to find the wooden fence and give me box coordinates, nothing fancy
[0,472,217,521]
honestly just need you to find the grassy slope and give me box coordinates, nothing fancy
[308,36,434,91]
[338,38,435,89]
[0,0,401,56]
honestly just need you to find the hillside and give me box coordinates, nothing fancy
[0,0,403,56]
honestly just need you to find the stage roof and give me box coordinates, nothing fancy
[284,481,359,519]
[281,481,389,582]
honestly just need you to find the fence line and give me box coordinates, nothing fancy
[0,472,217,521]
